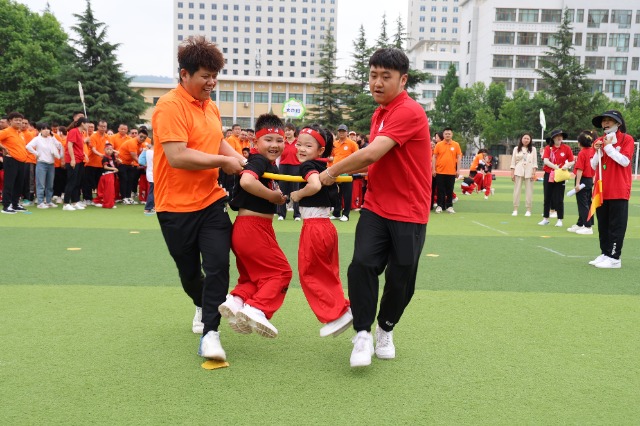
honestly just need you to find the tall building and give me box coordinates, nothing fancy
[459,1,640,99]
[173,0,338,80]
[407,0,463,48]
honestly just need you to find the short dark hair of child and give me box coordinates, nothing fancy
[303,124,333,159]
[478,148,488,154]
[369,48,409,75]
[139,129,149,136]
[254,113,284,133]
[577,130,597,148]
[242,147,250,154]
[36,122,50,132]
[177,36,225,81]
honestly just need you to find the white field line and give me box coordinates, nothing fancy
[537,246,589,258]
[471,221,509,235]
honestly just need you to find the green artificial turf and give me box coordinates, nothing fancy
[1,179,639,424]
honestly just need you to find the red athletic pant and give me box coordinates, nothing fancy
[482,174,492,196]
[473,173,485,191]
[298,218,350,323]
[461,183,476,195]
[138,174,148,201]
[97,173,115,208]
[230,216,292,319]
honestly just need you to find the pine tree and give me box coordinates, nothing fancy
[306,27,343,128]
[392,15,407,49]
[43,0,146,128]
[348,25,373,91]
[430,65,459,130]
[536,8,593,135]
[375,14,390,49]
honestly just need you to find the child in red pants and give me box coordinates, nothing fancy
[218,114,291,338]
[95,144,118,208]
[290,125,352,337]
[473,154,494,199]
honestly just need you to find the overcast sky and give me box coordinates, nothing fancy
[18,0,408,79]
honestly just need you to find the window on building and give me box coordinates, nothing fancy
[423,60,437,69]
[438,61,452,70]
[178,24,183,30]
[177,35,183,41]
[576,9,584,22]
[514,78,535,91]
[254,93,268,103]
[493,55,514,68]
[272,93,286,103]
[516,55,536,68]
[517,32,537,45]
[630,80,638,91]
[492,78,512,90]
[584,56,605,71]
[631,57,639,71]
[585,33,607,51]
[519,9,538,23]
[237,92,251,103]
[574,32,583,46]
[635,34,640,48]
[306,94,319,104]
[609,33,630,52]
[496,8,516,22]
[541,9,562,23]
[611,10,632,28]
[219,91,234,102]
[607,57,628,75]
[422,90,438,99]
[494,31,515,45]
[540,33,560,47]
[587,9,608,28]
[177,13,183,19]
[178,2,183,8]
[605,80,626,97]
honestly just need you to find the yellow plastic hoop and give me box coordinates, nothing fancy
[262,172,353,183]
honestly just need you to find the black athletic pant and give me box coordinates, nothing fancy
[64,163,84,204]
[277,163,300,219]
[82,166,102,201]
[2,156,25,209]
[596,199,628,260]
[575,177,593,228]
[21,163,34,201]
[435,173,455,209]
[53,167,66,197]
[347,208,427,333]
[543,172,566,219]
[157,198,232,334]
[333,181,353,218]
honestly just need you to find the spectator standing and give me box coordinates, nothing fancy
[329,124,359,221]
[26,122,63,208]
[277,122,301,221]
[510,133,537,216]
[432,127,461,213]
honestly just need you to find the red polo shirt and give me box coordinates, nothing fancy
[279,138,300,165]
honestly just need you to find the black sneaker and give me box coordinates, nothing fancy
[1,207,17,215]
[12,205,27,212]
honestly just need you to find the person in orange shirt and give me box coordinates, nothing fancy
[329,124,359,221]
[109,124,129,151]
[469,148,487,178]
[151,36,246,361]
[219,123,243,195]
[84,120,110,205]
[19,119,37,206]
[432,127,462,213]
[117,129,147,204]
[0,112,30,214]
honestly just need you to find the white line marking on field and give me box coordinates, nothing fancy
[471,221,509,235]
[538,246,589,258]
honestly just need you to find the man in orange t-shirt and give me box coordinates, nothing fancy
[219,123,243,194]
[118,130,147,204]
[329,124,359,221]
[0,112,29,213]
[109,124,129,151]
[151,36,246,361]
[84,120,110,203]
[432,127,462,213]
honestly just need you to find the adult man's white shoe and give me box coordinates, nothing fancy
[567,224,581,232]
[198,331,226,361]
[192,306,204,334]
[575,227,593,235]
[73,203,85,210]
[350,331,374,368]
[237,305,278,338]
[339,215,349,222]
[37,203,49,209]
[63,204,76,211]
[435,206,442,214]
[555,219,563,227]
[588,254,606,265]
[594,256,621,269]
[446,207,455,214]
[375,325,396,359]
[219,295,251,334]
[538,219,549,225]
[320,308,353,337]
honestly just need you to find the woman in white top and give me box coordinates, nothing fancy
[510,133,537,216]
[26,122,63,208]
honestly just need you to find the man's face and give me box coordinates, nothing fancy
[87,123,95,135]
[97,122,107,135]
[129,129,138,138]
[10,118,22,130]
[181,67,217,102]
[137,134,147,144]
[118,125,128,136]
[349,132,357,141]
[338,130,347,140]
[369,66,407,107]
[20,120,29,130]
[0,119,8,130]
[232,125,241,136]
[443,130,453,141]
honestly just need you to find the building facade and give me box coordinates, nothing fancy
[407,0,463,48]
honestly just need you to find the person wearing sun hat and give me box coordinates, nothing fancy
[539,129,574,227]
[587,110,634,269]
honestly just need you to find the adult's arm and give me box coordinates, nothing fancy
[163,141,244,174]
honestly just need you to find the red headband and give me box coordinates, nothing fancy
[299,128,326,147]
[255,128,285,139]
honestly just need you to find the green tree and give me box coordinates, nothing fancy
[307,27,343,128]
[375,13,390,49]
[0,0,67,120]
[43,0,146,127]
[392,15,407,49]
[622,90,640,139]
[430,65,459,130]
[536,8,593,135]
[348,25,374,91]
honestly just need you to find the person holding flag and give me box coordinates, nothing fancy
[588,110,634,269]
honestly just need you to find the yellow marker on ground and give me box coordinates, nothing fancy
[426,254,440,257]
[67,248,82,251]
[201,360,230,370]
[130,231,140,234]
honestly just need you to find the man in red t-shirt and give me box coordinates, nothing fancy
[320,48,431,368]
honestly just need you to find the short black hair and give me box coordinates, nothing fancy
[242,147,250,153]
[254,113,284,133]
[36,122,50,131]
[369,48,409,75]
[232,124,241,129]
[442,127,453,133]
[577,130,597,148]
[177,36,225,81]
[7,111,24,120]
[436,131,444,140]
[138,129,149,136]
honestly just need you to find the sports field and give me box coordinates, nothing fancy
[1,178,639,424]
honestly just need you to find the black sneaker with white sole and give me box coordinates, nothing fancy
[1,207,17,214]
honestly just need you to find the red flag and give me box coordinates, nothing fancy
[587,179,602,221]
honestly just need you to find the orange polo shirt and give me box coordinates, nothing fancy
[109,133,129,151]
[433,140,462,175]
[470,153,483,172]
[53,134,65,167]
[118,138,143,166]
[226,134,243,155]
[151,83,226,213]
[330,138,359,166]
[21,130,37,164]
[0,127,29,162]
[87,132,110,167]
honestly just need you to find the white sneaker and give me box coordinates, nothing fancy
[375,325,395,359]
[47,202,58,208]
[512,211,518,216]
[62,204,76,211]
[218,295,251,334]
[567,224,581,232]
[76,201,86,208]
[294,217,301,221]
[484,195,489,200]
[73,203,85,210]
[37,203,49,209]
[192,306,204,334]
[339,215,349,222]
[94,203,103,208]
[277,216,284,221]
[575,227,593,235]
[550,211,558,218]
[198,331,226,361]
[330,215,340,220]
[350,331,374,368]
[524,211,531,217]
[452,196,459,204]
[538,219,549,225]
[435,206,442,214]
[588,254,606,265]
[236,305,278,338]
[432,203,438,208]
[555,219,563,227]
[446,207,455,214]
[490,187,495,195]
[594,256,621,269]
[320,308,353,337]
